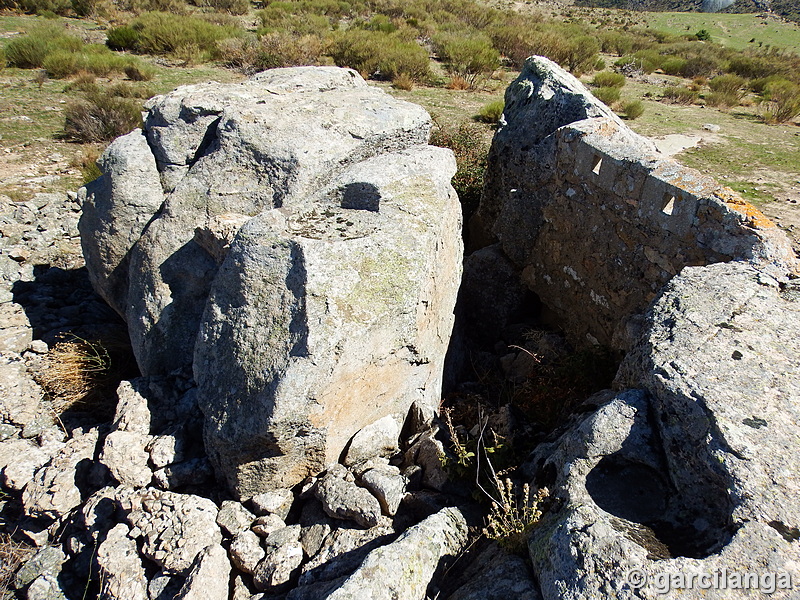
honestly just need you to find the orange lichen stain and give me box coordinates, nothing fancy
[716,187,777,229]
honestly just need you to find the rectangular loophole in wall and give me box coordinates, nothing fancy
[591,155,602,175]
[662,193,676,216]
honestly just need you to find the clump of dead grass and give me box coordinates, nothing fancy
[35,335,112,413]
[0,532,35,595]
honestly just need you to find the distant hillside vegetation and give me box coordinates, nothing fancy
[574,0,765,14]
[770,0,800,24]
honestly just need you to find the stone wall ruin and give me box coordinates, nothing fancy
[470,56,797,350]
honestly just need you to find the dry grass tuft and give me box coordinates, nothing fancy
[0,532,35,595]
[35,335,112,413]
[446,75,471,90]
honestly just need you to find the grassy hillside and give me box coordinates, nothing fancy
[642,10,800,52]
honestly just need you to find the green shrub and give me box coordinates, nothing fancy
[0,47,5,71]
[258,5,332,36]
[592,86,620,106]
[660,56,686,76]
[695,28,711,41]
[662,85,698,105]
[64,90,142,142]
[5,24,84,69]
[6,33,56,68]
[43,49,81,78]
[127,0,187,13]
[106,26,140,51]
[750,75,783,94]
[429,121,488,225]
[616,49,661,74]
[254,32,327,70]
[200,0,250,15]
[330,29,430,82]
[433,32,498,88]
[125,12,241,59]
[728,55,782,80]
[760,79,800,124]
[108,81,153,98]
[17,0,72,16]
[71,0,95,16]
[363,14,397,33]
[680,54,720,78]
[476,99,504,124]
[709,73,746,95]
[124,61,155,81]
[591,70,625,88]
[563,34,600,74]
[705,91,740,108]
[196,0,249,14]
[622,99,644,119]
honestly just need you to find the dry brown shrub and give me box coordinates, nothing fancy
[446,75,471,90]
[0,533,35,596]
[392,72,414,90]
[35,336,112,413]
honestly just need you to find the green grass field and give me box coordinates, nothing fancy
[641,11,800,53]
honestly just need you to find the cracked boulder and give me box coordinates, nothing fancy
[80,66,462,497]
[526,262,800,599]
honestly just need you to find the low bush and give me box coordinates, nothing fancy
[254,31,327,70]
[695,28,711,41]
[392,72,414,90]
[124,61,155,81]
[446,75,471,90]
[591,70,625,88]
[592,85,620,106]
[118,11,241,59]
[106,25,140,51]
[705,91,740,108]
[663,85,698,105]
[728,55,783,80]
[258,5,332,36]
[330,29,430,82]
[616,49,661,74]
[15,0,72,15]
[709,73,745,93]
[126,0,187,13]
[680,54,721,78]
[429,120,488,224]
[6,29,65,68]
[622,99,644,119]
[476,99,504,124]
[433,32,499,89]
[71,0,95,15]
[195,0,249,15]
[64,90,142,143]
[0,47,6,71]
[42,49,81,78]
[660,56,686,76]
[760,79,800,124]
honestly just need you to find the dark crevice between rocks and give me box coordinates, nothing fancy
[769,521,800,542]
[11,264,140,427]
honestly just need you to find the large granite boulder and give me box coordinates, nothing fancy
[526,262,800,599]
[79,67,462,497]
[469,56,797,349]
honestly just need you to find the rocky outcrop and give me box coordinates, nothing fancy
[470,55,797,350]
[526,263,800,599]
[79,66,463,497]
[463,57,800,600]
